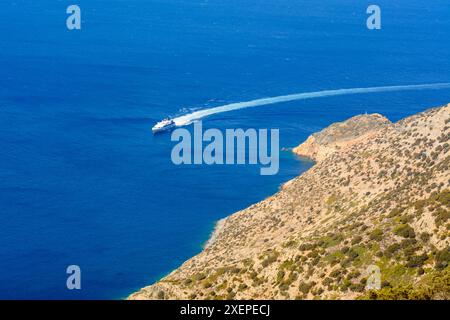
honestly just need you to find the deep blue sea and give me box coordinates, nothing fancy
[0,0,449,299]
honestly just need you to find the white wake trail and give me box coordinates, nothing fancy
[172,83,450,126]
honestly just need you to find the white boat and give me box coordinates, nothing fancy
[152,118,176,133]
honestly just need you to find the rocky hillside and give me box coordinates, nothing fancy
[129,104,450,300]
[292,113,391,161]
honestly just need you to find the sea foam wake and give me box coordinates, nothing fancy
[172,83,450,126]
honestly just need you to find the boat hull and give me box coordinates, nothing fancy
[152,123,176,133]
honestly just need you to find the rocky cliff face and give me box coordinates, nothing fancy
[129,104,450,300]
[293,113,391,162]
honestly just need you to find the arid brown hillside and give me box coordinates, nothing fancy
[292,113,391,161]
[129,104,450,300]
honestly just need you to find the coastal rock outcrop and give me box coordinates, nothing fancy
[293,113,391,162]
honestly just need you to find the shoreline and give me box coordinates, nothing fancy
[126,143,320,299]
[204,218,227,249]
[203,150,314,250]
[127,148,309,299]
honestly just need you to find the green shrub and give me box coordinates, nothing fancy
[279,283,290,291]
[394,224,416,238]
[389,207,405,218]
[360,267,450,300]
[298,281,315,294]
[193,273,207,281]
[382,244,397,259]
[347,248,360,261]
[419,232,431,242]
[351,236,363,245]
[370,228,383,241]
[330,269,342,278]
[405,253,428,268]
[340,246,350,254]
[226,291,236,299]
[434,248,450,270]
[347,270,361,279]
[276,270,285,283]
[307,250,320,259]
[349,283,365,292]
[435,189,450,207]
[433,208,450,227]
[238,283,248,291]
[157,290,165,299]
[261,250,279,267]
[298,243,315,251]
